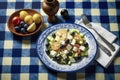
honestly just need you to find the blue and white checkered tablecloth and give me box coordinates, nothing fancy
[0,0,120,80]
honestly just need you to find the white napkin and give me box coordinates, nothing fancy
[75,19,120,68]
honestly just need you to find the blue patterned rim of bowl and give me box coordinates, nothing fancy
[36,23,98,72]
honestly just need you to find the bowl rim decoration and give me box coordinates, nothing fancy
[36,23,98,72]
[7,9,44,36]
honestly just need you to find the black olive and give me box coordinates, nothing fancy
[84,42,88,47]
[52,33,56,38]
[46,50,50,54]
[67,52,73,56]
[60,45,65,49]
[60,9,69,19]
[71,32,75,36]
[74,55,82,62]
[65,57,69,63]
[46,43,50,47]
[65,39,70,44]
[56,57,61,63]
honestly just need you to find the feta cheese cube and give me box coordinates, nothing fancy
[50,50,57,57]
[55,36,60,41]
[80,33,84,37]
[64,50,69,54]
[67,34,73,40]
[73,46,78,52]
[71,39,76,45]
[61,41,65,45]
[80,46,86,51]
[66,44,72,50]
[62,54,67,59]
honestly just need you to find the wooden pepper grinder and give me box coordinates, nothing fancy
[42,0,59,23]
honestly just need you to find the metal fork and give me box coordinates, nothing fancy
[81,14,115,56]
[81,14,115,52]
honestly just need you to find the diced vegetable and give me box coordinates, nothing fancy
[50,50,57,57]
[71,39,76,45]
[46,29,89,65]
[73,46,78,52]
[80,46,86,51]
[66,44,72,50]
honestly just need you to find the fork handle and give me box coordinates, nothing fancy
[92,27,115,51]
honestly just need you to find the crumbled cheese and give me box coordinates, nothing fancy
[67,34,73,40]
[55,36,60,41]
[66,44,72,50]
[71,39,76,45]
[62,54,67,59]
[71,58,76,63]
[73,46,78,52]
[61,41,65,45]
[50,50,57,57]
[64,50,69,54]
[79,41,83,44]
[80,46,86,51]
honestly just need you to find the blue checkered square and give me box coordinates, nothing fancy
[15,2,24,9]
[32,2,41,9]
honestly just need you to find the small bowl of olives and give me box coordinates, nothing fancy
[7,9,44,36]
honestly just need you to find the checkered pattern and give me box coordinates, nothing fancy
[0,0,120,80]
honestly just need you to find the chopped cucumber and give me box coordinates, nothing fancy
[80,33,84,37]
[68,61,72,65]
[79,40,83,45]
[69,29,79,33]
[74,53,79,57]
[47,36,54,42]
[81,50,88,57]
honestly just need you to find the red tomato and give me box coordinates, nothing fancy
[12,16,21,26]
[74,44,81,54]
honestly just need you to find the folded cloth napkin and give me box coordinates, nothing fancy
[75,19,120,68]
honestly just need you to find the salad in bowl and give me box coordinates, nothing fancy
[36,23,97,72]
[45,29,89,65]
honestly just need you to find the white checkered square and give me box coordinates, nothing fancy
[74,0,83,2]
[2,57,12,65]
[95,73,105,80]
[20,73,29,80]
[91,9,100,16]
[114,57,120,65]
[1,74,11,80]
[4,40,13,49]
[107,0,115,2]
[39,73,48,80]
[24,0,32,2]
[74,9,83,16]
[58,0,66,2]
[108,9,117,16]
[7,0,16,2]
[110,23,118,31]
[90,0,99,2]
[21,57,30,65]
[6,9,15,16]
[115,73,120,80]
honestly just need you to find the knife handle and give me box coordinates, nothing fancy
[98,42,112,56]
